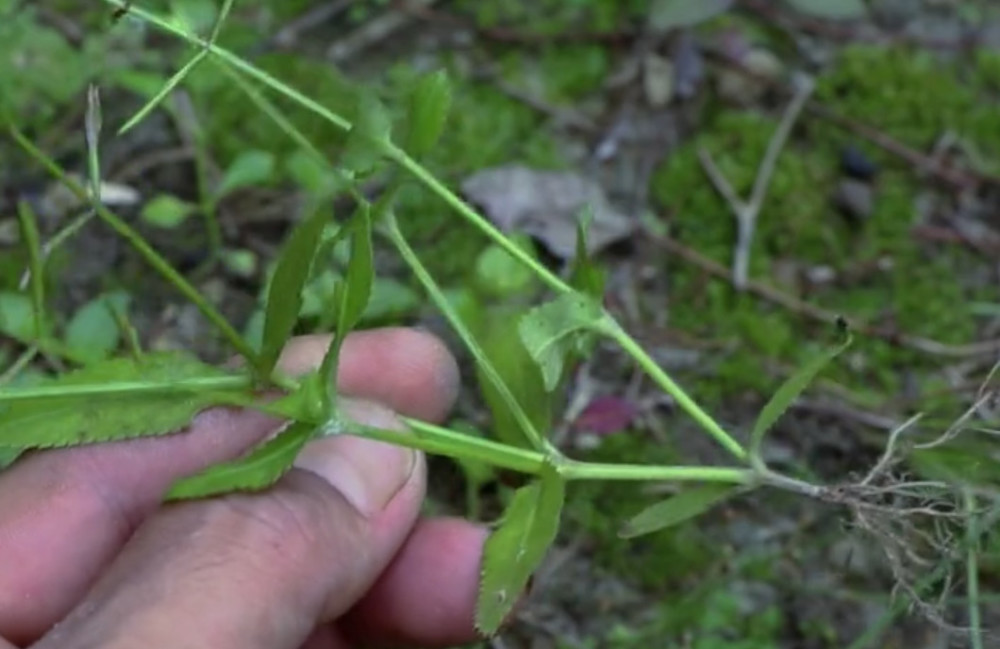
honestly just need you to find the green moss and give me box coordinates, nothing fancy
[649,96,980,412]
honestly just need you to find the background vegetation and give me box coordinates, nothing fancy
[3,0,1000,646]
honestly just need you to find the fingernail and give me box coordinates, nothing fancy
[293,399,416,517]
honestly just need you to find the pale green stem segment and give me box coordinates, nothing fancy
[377,419,752,484]
[0,376,253,402]
[103,0,741,463]
[5,122,260,367]
[606,321,748,461]
[0,346,39,386]
[383,217,553,454]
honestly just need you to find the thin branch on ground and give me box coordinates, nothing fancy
[644,227,1000,357]
[698,75,815,289]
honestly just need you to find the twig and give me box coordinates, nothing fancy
[698,75,815,289]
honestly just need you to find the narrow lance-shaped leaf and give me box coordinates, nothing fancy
[165,420,317,500]
[477,464,565,635]
[320,204,374,401]
[405,70,452,156]
[258,208,330,377]
[16,201,45,342]
[85,84,102,205]
[519,293,610,391]
[0,353,251,449]
[750,324,853,459]
[619,484,740,539]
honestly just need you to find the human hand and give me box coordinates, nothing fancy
[0,328,489,649]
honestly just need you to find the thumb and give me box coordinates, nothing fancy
[34,397,427,649]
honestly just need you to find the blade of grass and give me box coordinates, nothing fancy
[5,120,262,370]
[85,84,102,205]
[16,201,45,342]
[0,346,39,386]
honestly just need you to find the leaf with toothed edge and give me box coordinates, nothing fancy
[519,293,609,391]
[165,420,318,500]
[0,353,250,450]
[476,463,565,635]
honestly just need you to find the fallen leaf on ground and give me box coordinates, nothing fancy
[461,165,635,260]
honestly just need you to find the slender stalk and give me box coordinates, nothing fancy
[384,216,552,453]
[0,376,253,402]
[561,461,752,484]
[606,321,748,461]
[388,419,752,484]
[102,0,749,467]
[5,122,259,365]
[387,146,571,295]
[0,346,39,386]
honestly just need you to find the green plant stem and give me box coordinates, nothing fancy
[0,375,253,402]
[383,216,552,453]
[606,321,748,461]
[105,0,748,467]
[0,346,39,386]
[386,146,571,295]
[377,419,752,484]
[105,0,350,131]
[561,461,752,483]
[5,121,259,366]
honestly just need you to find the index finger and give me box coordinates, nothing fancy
[0,327,459,644]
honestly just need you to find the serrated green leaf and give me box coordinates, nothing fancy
[165,420,317,500]
[258,209,330,377]
[0,447,23,470]
[406,70,452,156]
[477,466,565,635]
[141,193,197,229]
[341,90,392,174]
[750,331,852,458]
[336,204,373,338]
[568,216,606,300]
[648,0,733,31]
[0,353,248,449]
[64,291,132,364]
[519,294,609,391]
[619,484,739,539]
[217,150,276,198]
[785,0,867,20]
